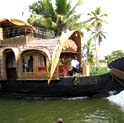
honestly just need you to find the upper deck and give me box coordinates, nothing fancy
[0,18,55,46]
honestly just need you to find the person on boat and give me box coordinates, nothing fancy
[69,56,80,76]
[28,55,33,72]
[56,118,64,123]
[61,56,69,65]
[22,58,28,72]
[59,57,70,76]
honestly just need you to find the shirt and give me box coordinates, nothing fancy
[71,59,79,68]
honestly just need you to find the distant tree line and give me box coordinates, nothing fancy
[104,50,124,64]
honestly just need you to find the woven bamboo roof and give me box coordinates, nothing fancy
[0,18,34,30]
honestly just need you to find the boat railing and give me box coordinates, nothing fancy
[21,66,59,80]
[3,27,33,39]
[21,72,50,80]
[2,27,55,40]
[34,27,55,39]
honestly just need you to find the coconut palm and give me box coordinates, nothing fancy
[91,28,107,46]
[86,7,107,45]
[85,7,108,69]
[28,0,84,36]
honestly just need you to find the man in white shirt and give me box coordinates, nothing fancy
[70,56,80,75]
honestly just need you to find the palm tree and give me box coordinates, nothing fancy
[83,37,95,65]
[85,7,108,69]
[86,7,107,45]
[28,0,84,36]
[91,28,107,46]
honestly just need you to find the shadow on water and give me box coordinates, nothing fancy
[0,93,124,123]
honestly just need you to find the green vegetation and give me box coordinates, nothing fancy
[90,50,124,75]
[83,7,108,69]
[86,7,107,46]
[105,50,124,64]
[83,37,95,65]
[28,0,85,36]
[90,67,108,75]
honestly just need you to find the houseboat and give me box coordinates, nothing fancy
[0,18,124,98]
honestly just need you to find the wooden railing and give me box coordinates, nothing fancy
[21,72,50,80]
[3,27,34,39]
[0,35,27,46]
[1,27,55,40]
[21,66,59,80]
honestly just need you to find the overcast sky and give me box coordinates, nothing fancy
[0,0,124,58]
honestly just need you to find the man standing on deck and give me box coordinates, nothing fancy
[69,56,80,76]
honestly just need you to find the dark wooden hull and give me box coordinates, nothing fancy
[0,73,124,98]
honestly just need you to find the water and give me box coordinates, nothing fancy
[0,92,124,123]
[107,91,124,112]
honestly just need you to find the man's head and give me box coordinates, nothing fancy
[56,118,64,123]
[73,56,77,60]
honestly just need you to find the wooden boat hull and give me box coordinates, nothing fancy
[0,73,123,98]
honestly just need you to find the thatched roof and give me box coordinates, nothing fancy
[62,39,77,52]
[0,18,34,30]
[48,30,81,83]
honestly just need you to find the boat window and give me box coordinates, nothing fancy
[4,27,19,38]
[6,52,15,68]
[22,52,47,73]
[39,55,46,66]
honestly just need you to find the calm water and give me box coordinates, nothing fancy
[0,92,124,123]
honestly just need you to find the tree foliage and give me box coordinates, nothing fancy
[86,7,108,45]
[83,38,95,65]
[28,0,84,36]
[105,50,124,64]
[84,7,108,68]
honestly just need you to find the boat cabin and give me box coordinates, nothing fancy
[0,18,82,81]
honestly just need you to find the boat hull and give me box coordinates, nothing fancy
[0,73,123,98]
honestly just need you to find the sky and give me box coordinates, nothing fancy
[0,0,124,59]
